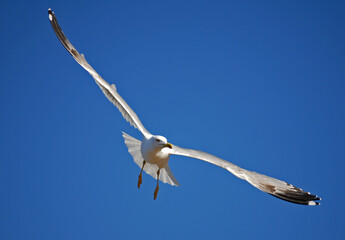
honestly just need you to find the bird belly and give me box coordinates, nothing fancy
[142,149,169,169]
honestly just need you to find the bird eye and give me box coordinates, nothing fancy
[155,139,160,142]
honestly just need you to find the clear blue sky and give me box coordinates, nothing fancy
[1,1,344,239]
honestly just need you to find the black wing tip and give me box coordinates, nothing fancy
[261,182,321,206]
[270,192,321,206]
[48,8,54,21]
[305,193,321,206]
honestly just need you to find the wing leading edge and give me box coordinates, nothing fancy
[48,9,151,138]
[172,145,320,205]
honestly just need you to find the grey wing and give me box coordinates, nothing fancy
[48,9,151,138]
[171,144,321,205]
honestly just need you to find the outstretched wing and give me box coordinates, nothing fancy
[48,9,151,138]
[171,144,320,205]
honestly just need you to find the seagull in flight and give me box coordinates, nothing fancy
[48,9,321,205]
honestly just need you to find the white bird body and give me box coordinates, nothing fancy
[48,9,320,205]
[141,136,171,167]
[123,133,179,188]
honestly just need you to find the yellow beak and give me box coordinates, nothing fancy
[163,143,173,149]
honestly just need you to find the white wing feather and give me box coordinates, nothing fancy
[48,9,151,138]
[171,144,320,205]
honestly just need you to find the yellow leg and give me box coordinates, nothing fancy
[138,160,146,189]
[154,169,160,200]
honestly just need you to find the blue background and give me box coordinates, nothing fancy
[1,1,344,239]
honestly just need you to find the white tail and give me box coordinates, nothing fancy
[122,132,179,186]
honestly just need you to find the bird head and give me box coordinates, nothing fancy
[151,135,173,149]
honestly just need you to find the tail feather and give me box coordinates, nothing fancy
[164,165,180,186]
[122,132,179,186]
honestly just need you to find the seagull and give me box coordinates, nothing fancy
[48,9,321,205]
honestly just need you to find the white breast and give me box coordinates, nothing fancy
[141,138,170,168]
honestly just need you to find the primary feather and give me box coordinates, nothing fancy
[171,145,320,205]
[48,9,151,138]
